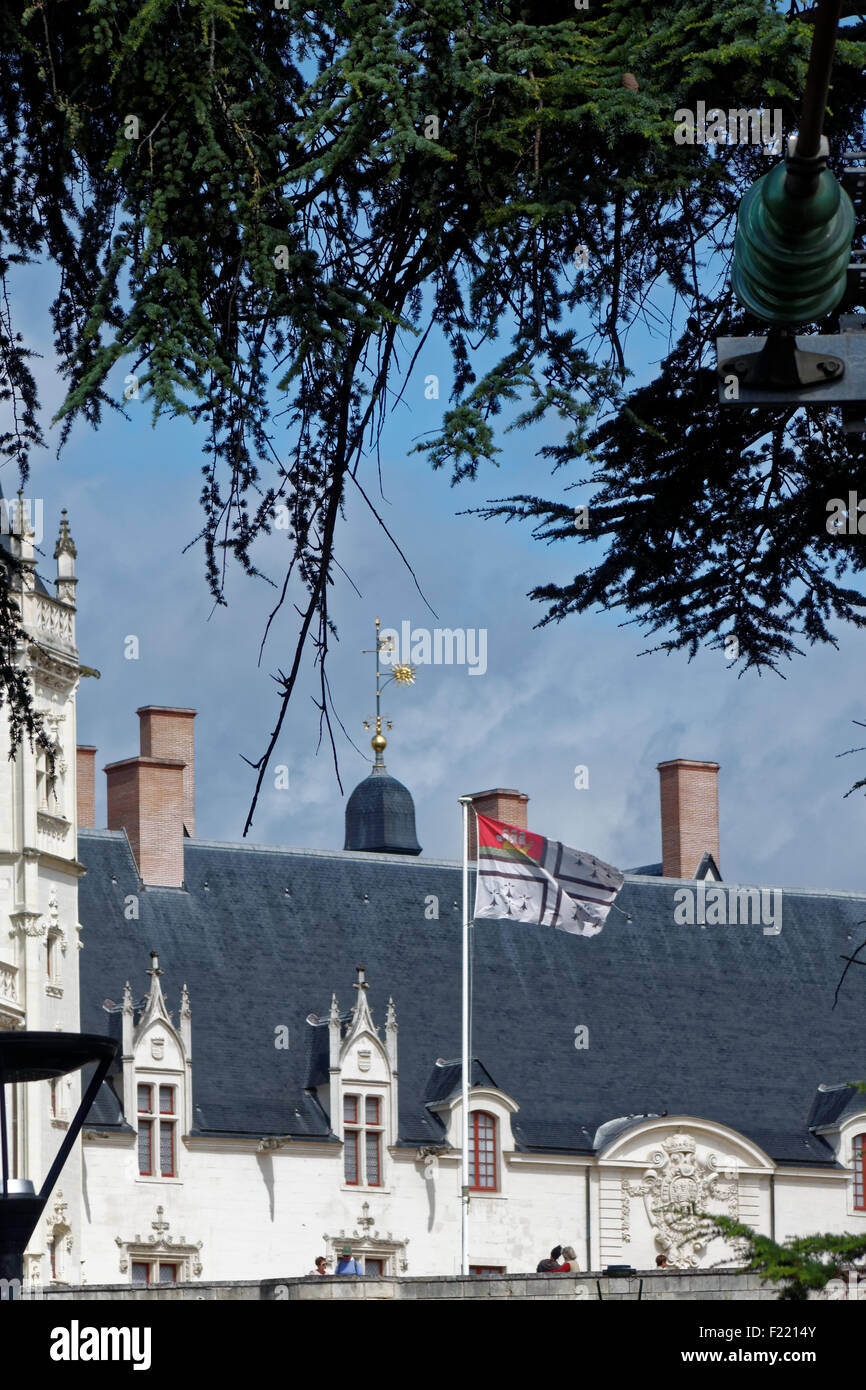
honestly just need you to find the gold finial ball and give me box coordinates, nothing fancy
[371,733,387,754]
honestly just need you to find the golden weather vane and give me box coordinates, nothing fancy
[361,617,416,766]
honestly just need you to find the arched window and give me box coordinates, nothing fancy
[469,1110,497,1192]
[854,1134,866,1211]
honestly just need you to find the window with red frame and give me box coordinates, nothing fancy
[469,1111,497,1191]
[343,1093,384,1187]
[131,1260,178,1285]
[854,1134,866,1210]
[137,1083,177,1177]
[470,1265,505,1276]
[137,1085,153,1175]
[159,1086,175,1177]
[344,1095,359,1184]
[364,1257,385,1276]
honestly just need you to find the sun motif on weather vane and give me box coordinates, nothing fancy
[361,618,416,764]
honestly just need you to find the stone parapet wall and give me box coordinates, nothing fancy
[42,1271,781,1301]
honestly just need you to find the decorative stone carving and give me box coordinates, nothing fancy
[45,1190,73,1283]
[323,1219,409,1273]
[35,597,74,643]
[116,1206,203,1279]
[623,1132,738,1268]
[37,812,71,845]
[0,963,18,1003]
[12,911,45,940]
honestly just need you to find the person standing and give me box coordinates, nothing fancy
[335,1244,363,1275]
[309,1256,328,1275]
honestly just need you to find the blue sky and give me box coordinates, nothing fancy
[9,232,866,896]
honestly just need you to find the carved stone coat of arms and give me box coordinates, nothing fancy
[623,1132,738,1268]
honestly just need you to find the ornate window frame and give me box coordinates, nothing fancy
[43,888,66,999]
[324,1202,409,1275]
[116,1206,202,1284]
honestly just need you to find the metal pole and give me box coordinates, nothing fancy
[38,1051,115,1204]
[460,796,472,1277]
[796,0,845,160]
[785,0,844,197]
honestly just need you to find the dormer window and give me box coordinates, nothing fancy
[343,1093,383,1188]
[854,1134,866,1211]
[469,1111,498,1192]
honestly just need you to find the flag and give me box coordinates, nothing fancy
[473,813,624,936]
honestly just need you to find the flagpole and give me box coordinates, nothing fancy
[459,795,473,1277]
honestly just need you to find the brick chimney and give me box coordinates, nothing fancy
[657,759,720,878]
[137,707,196,835]
[104,707,196,888]
[76,746,96,828]
[106,757,186,887]
[466,788,529,860]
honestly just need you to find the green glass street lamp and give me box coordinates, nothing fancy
[732,152,854,327]
[719,0,857,391]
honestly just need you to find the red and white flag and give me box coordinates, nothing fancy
[473,813,623,937]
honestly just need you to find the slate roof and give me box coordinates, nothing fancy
[77,831,866,1164]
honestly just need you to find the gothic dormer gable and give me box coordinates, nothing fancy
[339,965,390,1084]
[132,951,185,1069]
[121,951,194,1136]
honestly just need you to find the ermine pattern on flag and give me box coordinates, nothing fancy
[473,813,624,936]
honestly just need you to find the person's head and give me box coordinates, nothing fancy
[315,1256,327,1271]
[562,1246,576,1262]
[341,1244,352,1258]
[656,1254,667,1267]
[551,1245,563,1261]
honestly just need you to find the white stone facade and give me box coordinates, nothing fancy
[0,506,85,1293]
